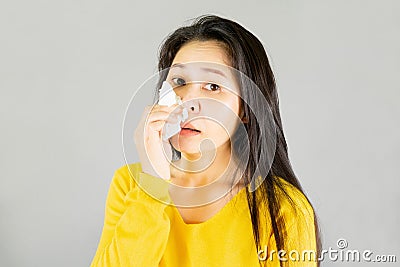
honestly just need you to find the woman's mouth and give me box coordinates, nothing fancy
[179,127,201,136]
[180,122,201,136]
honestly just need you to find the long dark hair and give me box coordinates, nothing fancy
[156,15,322,266]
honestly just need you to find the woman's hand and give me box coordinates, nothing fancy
[134,103,182,180]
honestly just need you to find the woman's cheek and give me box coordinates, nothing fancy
[203,121,231,146]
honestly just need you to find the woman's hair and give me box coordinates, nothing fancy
[156,15,322,266]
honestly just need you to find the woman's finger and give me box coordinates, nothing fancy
[151,103,182,113]
[146,110,179,123]
[148,120,165,131]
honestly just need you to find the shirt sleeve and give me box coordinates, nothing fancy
[89,164,172,267]
[266,181,318,267]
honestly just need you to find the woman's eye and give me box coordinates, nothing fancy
[171,77,186,86]
[204,83,220,92]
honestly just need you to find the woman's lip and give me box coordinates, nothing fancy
[181,127,201,132]
[179,128,201,136]
[180,122,200,132]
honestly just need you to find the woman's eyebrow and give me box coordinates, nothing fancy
[171,63,228,79]
[200,67,228,78]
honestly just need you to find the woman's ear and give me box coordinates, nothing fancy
[239,107,248,123]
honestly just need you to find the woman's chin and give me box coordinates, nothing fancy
[171,138,199,150]
[172,146,201,156]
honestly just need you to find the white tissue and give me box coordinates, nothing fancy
[158,81,188,141]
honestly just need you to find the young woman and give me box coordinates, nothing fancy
[90,15,322,267]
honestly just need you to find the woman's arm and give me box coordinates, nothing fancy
[89,164,172,267]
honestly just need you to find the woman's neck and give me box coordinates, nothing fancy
[170,141,238,187]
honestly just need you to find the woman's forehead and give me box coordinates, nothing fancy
[172,40,231,66]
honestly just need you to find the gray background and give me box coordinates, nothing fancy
[1,1,399,266]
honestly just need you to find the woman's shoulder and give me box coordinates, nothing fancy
[114,162,142,178]
[273,176,315,227]
[263,177,318,256]
[112,162,171,199]
[110,162,143,193]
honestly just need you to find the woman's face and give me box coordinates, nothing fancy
[166,40,242,157]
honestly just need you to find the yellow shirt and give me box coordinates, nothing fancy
[89,163,318,267]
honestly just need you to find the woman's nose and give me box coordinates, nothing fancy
[174,84,201,113]
[182,98,200,113]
